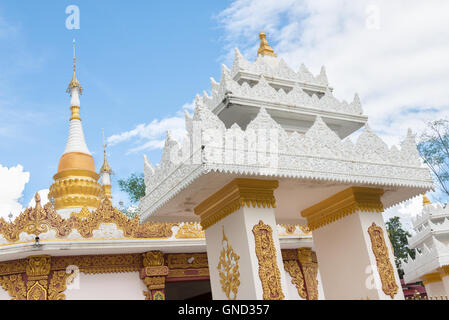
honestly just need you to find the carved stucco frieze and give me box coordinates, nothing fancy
[140,97,432,220]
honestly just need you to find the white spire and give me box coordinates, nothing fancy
[63,94,91,155]
[63,40,91,155]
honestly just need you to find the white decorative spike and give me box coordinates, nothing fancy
[317,66,329,85]
[143,155,154,175]
[185,109,193,135]
[350,93,363,114]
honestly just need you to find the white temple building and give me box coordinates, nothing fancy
[403,195,449,298]
[0,32,434,300]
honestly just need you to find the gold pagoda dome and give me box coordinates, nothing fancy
[49,40,102,212]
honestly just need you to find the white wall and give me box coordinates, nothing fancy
[0,286,12,300]
[64,272,147,300]
[425,281,446,298]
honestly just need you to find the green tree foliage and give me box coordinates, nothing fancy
[118,173,145,204]
[417,119,449,196]
[386,216,416,279]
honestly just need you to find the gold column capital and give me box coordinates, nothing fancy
[194,178,279,230]
[142,251,165,267]
[422,272,443,285]
[301,187,384,230]
[141,251,168,300]
[26,255,51,280]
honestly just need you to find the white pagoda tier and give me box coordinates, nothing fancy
[139,32,433,300]
[403,196,449,297]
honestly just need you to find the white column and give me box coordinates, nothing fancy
[425,282,446,298]
[195,179,289,300]
[302,187,404,300]
[421,272,446,298]
[439,273,449,298]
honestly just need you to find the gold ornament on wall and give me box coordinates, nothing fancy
[175,222,205,239]
[0,253,146,300]
[217,227,240,300]
[167,253,208,269]
[48,270,72,300]
[282,248,319,300]
[142,251,165,267]
[283,260,307,299]
[368,222,398,299]
[0,274,27,300]
[252,220,284,300]
[0,194,176,243]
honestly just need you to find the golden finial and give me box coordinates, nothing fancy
[423,193,431,205]
[100,129,113,174]
[257,30,277,57]
[67,39,83,94]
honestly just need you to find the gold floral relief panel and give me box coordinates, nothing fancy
[252,220,284,300]
[367,222,399,299]
[217,227,240,300]
[283,260,307,299]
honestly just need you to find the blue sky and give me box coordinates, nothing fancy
[1,1,448,225]
[0,1,233,209]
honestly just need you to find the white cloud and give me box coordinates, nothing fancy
[107,100,194,154]
[383,195,423,233]
[0,164,30,218]
[218,0,449,146]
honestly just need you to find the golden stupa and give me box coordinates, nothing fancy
[48,41,102,211]
[257,30,277,57]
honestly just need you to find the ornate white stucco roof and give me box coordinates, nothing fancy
[202,50,363,118]
[403,202,449,283]
[139,95,433,222]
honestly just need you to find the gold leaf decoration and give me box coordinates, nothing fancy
[252,220,284,300]
[175,222,205,239]
[26,280,48,300]
[283,260,307,299]
[0,195,176,243]
[48,271,71,300]
[167,253,208,269]
[50,254,143,274]
[142,251,164,267]
[0,274,26,300]
[217,227,240,300]
[368,222,398,299]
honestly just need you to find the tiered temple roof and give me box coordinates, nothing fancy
[200,46,366,138]
[403,199,449,283]
[139,33,433,224]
